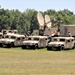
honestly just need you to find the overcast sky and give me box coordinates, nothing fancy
[0,0,75,13]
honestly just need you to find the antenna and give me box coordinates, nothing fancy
[45,15,52,28]
[37,12,44,29]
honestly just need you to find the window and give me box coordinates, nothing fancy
[22,37,25,40]
[5,36,9,38]
[0,35,2,36]
[11,36,16,39]
[14,31,18,34]
[28,38,31,40]
[3,31,7,34]
[60,39,65,41]
[34,38,39,40]
[17,38,20,40]
[71,39,73,41]
[67,40,70,42]
[45,38,47,40]
[72,36,75,40]
[54,39,57,41]
[9,31,12,33]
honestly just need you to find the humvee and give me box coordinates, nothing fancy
[22,35,48,49]
[1,30,18,38]
[2,30,18,34]
[0,33,25,48]
[47,37,75,50]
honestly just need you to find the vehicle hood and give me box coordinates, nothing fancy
[48,42,65,45]
[23,40,39,44]
[0,38,15,42]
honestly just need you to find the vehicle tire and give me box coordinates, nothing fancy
[7,44,11,48]
[60,45,64,50]
[11,42,14,47]
[34,44,38,50]
[22,45,26,49]
[47,47,52,50]
[0,43,3,47]
[52,47,57,51]
[73,43,75,49]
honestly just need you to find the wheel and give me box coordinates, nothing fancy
[0,43,3,47]
[11,42,14,47]
[60,46,64,50]
[73,43,75,49]
[22,45,26,49]
[52,47,57,51]
[7,44,11,48]
[34,44,38,50]
[47,47,52,50]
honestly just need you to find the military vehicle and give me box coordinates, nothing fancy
[47,37,75,51]
[59,25,75,37]
[1,29,18,38]
[22,35,48,49]
[0,33,25,48]
[2,29,18,34]
[32,12,58,36]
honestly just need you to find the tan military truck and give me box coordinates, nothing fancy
[59,25,75,37]
[47,37,75,50]
[1,30,18,38]
[22,35,48,49]
[2,30,18,34]
[0,33,25,48]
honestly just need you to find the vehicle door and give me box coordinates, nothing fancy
[66,39,71,49]
[20,37,25,45]
[39,39,43,47]
[44,38,48,47]
[15,37,21,46]
[70,39,74,48]
[40,39,44,47]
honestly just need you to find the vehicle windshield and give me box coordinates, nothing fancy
[34,38,39,41]
[22,37,25,40]
[11,36,16,39]
[60,39,65,41]
[5,36,9,38]
[53,39,58,41]
[28,38,31,40]
[9,31,12,33]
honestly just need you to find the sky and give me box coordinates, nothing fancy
[0,0,75,13]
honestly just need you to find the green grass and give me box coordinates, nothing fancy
[0,47,75,75]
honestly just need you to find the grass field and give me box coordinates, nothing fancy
[0,47,75,75]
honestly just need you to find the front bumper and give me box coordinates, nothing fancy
[22,45,35,49]
[47,45,61,50]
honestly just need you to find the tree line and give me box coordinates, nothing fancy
[0,8,75,35]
